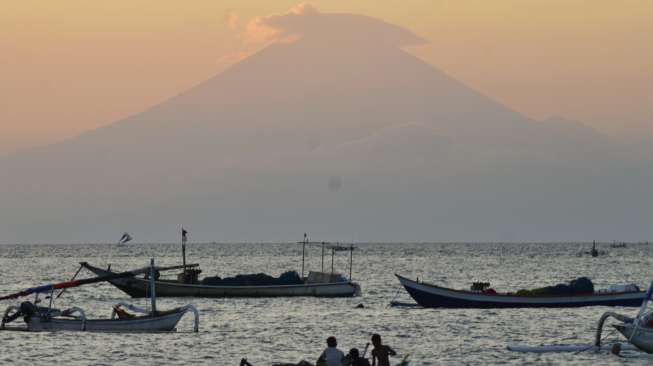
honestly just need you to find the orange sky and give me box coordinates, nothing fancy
[2,1,652,155]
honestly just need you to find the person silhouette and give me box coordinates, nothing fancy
[371,334,396,366]
[317,336,345,366]
[347,348,371,366]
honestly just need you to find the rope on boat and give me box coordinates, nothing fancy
[56,264,83,300]
[387,286,402,307]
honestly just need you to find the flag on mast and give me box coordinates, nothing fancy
[182,227,188,244]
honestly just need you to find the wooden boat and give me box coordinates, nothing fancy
[1,259,199,332]
[79,233,362,298]
[396,274,646,308]
[82,262,361,298]
[2,303,196,332]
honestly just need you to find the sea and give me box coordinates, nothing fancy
[1,242,652,365]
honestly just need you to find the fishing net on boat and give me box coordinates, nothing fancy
[200,271,303,286]
[515,277,594,296]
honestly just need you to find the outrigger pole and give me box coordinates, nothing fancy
[0,266,156,301]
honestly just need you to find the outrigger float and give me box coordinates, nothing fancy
[1,259,198,333]
[81,234,361,298]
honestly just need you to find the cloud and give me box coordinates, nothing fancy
[219,3,427,76]
[242,3,426,47]
[245,3,317,44]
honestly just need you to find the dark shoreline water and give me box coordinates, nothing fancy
[1,242,652,365]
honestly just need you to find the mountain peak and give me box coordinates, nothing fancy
[247,3,427,47]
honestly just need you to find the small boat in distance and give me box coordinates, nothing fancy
[577,240,607,257]
[117,232,133,246]
[81,233,361,298]
[1,259,198,332]
[591,241,599,257]
[396,274,646,308]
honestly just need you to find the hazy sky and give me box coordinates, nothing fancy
[2,1,652,155]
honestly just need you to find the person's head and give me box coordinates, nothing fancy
[327,336,338,348]
[349,348,360,359]
[371,334,382,347]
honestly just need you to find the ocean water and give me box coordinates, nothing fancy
[1,242,652,365]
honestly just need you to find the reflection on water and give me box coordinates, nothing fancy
[1,242,652,365]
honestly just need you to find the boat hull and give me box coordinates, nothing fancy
[26,311,185,332]
[83,263,361,298]
[396,274,645,309]
[615,324,653,353]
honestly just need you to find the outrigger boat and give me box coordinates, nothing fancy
[396,274,646,308]
[508,281,653,354]
[596,280,653,353]
[81,233,361,298]
[1,259,198,332]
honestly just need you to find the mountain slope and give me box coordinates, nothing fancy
[0,9,647,243]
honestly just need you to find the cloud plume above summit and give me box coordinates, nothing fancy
[243,3,427,47]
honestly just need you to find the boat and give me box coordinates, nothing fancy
[596,281,653,353]
[82,262,360,298]
[1,259,198,332]
[80,233,361,298]
[591,241,599,257]
[508,280,653,354]
[611,241,627,248]
[579,240,606,257]
[117,232,133,246]
[396,274,646,308]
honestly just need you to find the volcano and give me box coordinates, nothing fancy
[1,6,651,243]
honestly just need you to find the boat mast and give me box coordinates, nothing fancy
[349,244,353,281]
[321,242,325,272]
[181,227,188,271]
[302,233,307,279]
[149,258,157,315]
[331,246,335,274]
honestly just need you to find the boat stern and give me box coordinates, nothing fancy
[352,282,362,297]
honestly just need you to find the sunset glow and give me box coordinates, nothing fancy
[2,1,652,154]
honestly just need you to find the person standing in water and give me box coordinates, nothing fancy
[317,336,345,366]
[371,334,396,366]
